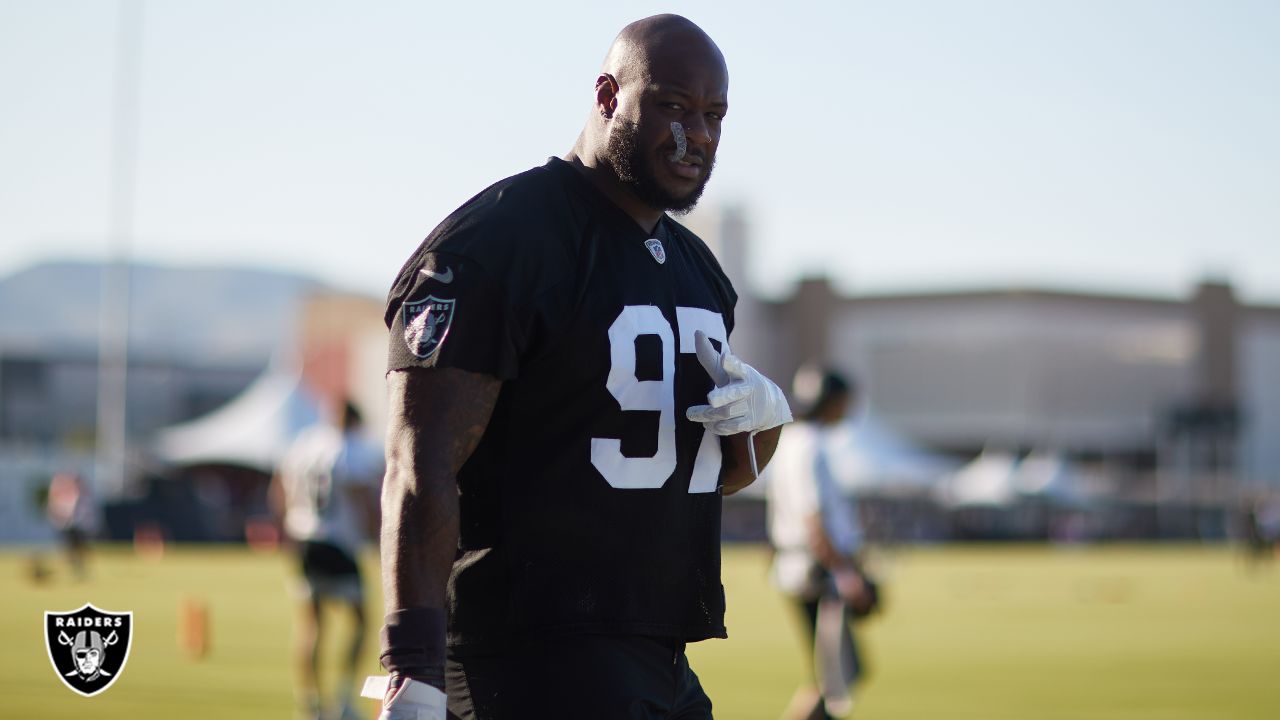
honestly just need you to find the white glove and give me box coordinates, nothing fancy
[363,675,447,720]
[686,330,792,436]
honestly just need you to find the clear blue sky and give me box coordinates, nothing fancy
[2,0,1278,301]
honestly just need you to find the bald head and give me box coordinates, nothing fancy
[602,14,727,88]
[567,15,729,227]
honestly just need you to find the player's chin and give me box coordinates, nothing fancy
[671,177,712,208]
[664,176,710,209]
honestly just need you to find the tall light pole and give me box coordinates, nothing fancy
[95,0,143,498]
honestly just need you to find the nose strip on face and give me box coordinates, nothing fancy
[669,121,687,162]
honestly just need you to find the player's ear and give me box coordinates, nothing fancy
[595,74,619,119]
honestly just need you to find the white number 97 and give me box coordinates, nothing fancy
[590,305,726,493]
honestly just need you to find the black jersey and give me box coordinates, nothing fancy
[385,158,738,649]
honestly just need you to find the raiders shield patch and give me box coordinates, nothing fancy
[403,295,456,359]
[45,603,133,697]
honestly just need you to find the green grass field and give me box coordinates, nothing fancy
[6,544,1278,719]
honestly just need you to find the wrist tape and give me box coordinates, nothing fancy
[380,608,447,690]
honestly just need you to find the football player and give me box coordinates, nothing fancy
[767,368,878,720]
[271,400,382,720]
[373,15,792,719]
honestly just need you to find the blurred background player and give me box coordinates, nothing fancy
[768,367,878,720]
[1240,495,1278,570]
[271,399,382,720]
[45,471,99,580]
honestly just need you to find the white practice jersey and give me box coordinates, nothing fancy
[280,424,382,555]
[766,422,863,597]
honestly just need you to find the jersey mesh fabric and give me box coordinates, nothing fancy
[385,158,738,649]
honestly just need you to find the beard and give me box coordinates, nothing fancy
[604,117,714,215]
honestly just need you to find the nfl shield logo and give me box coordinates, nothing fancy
[644,238,666,264]
[45,603,133,697]
[403,295,456,359]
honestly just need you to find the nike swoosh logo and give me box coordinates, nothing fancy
[419,267,454,284]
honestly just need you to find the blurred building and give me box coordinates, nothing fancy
[0,261,316,541]
[754,278,1275,483]
[148,291,387,544]
[5,225,1277,544]
[0,349,262,543]
[701,207,1279,540]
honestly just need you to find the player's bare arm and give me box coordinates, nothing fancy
[266,471,286,528]
[804,511,841,568]
[380,367,499,682]
[805,511,873,610]
[382,366,498,608]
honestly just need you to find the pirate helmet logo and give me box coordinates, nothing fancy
[45,604,133,697]
[403,295,456,360]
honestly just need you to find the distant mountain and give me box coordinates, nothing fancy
[0,261,326,365]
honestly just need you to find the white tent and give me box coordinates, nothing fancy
[153,370,322,473]
[939,448,1021,507]
[1013,450,1098,506]
[940,448,1091,508]
[741,414,954,499]
[824,413,956,494]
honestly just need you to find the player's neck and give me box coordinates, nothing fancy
[562,152,665,234]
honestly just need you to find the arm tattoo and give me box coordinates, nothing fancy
[381,367,501,611]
